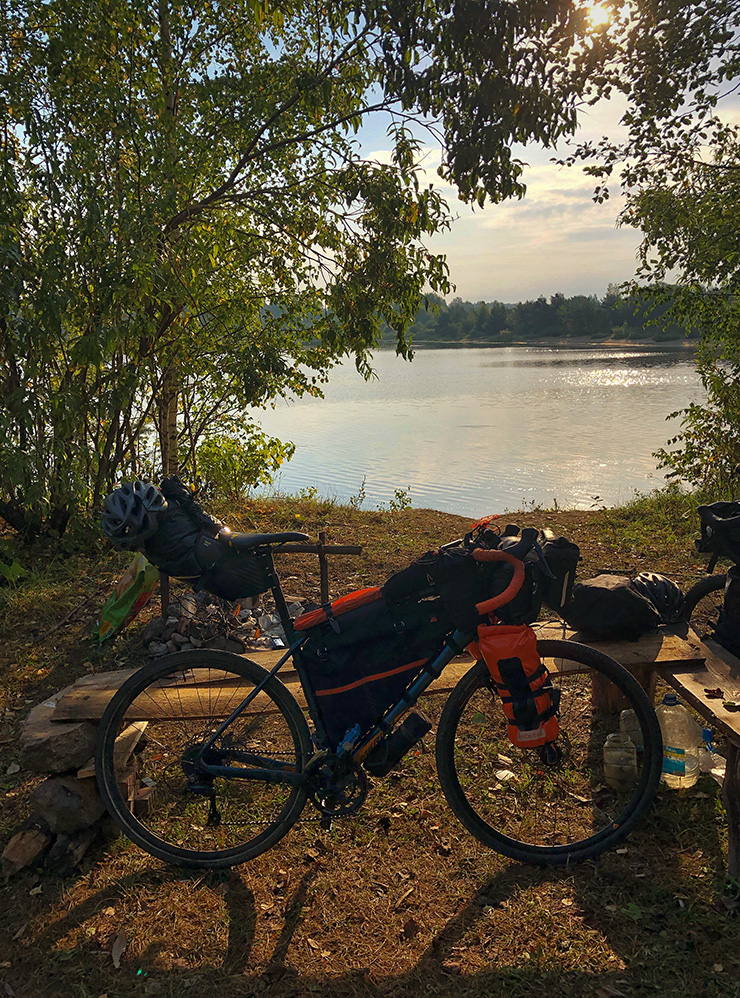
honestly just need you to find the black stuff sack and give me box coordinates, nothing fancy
[561,574,661,641]
[539,535,580,613]
[296,594,452,749]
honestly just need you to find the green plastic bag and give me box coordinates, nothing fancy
[94,553,160,642]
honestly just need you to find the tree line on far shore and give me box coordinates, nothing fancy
[398,284,697,345]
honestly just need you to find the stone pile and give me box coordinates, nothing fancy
[140,590,305,658]
[2,673,146,877]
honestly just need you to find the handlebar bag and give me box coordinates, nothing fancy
[696,501,740,562]
[539,536,580,612]
[475,623,559,749]
[297,594,452,748]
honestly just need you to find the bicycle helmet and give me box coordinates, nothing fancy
[631,571,684,624]
[102,481,168,550]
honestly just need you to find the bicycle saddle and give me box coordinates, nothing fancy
[218,530,310,551]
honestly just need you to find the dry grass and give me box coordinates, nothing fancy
[1,496,739,998]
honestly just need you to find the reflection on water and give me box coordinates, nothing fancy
[252,345,701,516]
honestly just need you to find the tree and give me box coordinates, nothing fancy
[559,2,740,491]
[0,0,614,534]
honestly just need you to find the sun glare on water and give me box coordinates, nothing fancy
[587,3,611,26]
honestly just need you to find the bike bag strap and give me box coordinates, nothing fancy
[293,587,383,631]
[475,623,559,749]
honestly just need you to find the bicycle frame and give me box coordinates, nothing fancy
[193,542,527,788]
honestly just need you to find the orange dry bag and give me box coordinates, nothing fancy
[475,623,559,749]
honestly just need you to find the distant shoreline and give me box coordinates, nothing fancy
[378,338,698,351]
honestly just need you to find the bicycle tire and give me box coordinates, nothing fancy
[680,574,726,639]
[96,650,312,869]
[435,639,662,865]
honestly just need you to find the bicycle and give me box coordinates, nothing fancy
[680,502,740,638]
[95,521,663,870]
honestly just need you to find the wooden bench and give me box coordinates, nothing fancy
[45,622,740,877]
[534,620,740,878]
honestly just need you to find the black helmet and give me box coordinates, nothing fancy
[102,481,168,550]
[631,571,684,623]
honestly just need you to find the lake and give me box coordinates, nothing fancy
[252,345,702,517]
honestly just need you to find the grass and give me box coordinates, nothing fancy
[1,488,739,998]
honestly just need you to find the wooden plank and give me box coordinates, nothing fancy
[51,659,479,723]
[533,621,706,669]
[658,637,740,745]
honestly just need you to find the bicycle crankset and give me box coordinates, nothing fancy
[305,751,368,817]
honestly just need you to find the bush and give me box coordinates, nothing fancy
[195,427,295,502]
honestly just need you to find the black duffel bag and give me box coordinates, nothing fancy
[562,574,661,641]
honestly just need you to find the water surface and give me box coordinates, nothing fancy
[252,346,701,516]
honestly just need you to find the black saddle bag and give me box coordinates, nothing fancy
[142,477,273,601]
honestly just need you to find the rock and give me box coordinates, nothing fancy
[149,642,169,657]
[203,635,227,650]
[189,636,202,648]
[223,638,246,654]
[140,618,167,644]
[176,617,192,637]
[165,640,178,653]
[31,776,106,835]
[171,632,189,646]
[19,702,98,774]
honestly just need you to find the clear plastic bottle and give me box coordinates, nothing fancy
[619,708,643,750]
[697,727,727,786]
[655,693,701,789]
[603,732,638,791]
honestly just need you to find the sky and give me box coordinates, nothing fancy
[355,97,643,304]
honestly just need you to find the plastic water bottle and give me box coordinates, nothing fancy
[619,708,643,750]
[655,693,701,789]
[697,728,727,786]
[603,732,638,791]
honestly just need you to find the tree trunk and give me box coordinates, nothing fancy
[159,373,179,477]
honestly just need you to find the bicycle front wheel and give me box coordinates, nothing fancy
[435,639,662,865]
[96,650,311,869]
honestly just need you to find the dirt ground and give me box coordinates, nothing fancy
[0,497,738,998]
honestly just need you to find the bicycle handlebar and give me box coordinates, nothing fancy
[471,549,526,615]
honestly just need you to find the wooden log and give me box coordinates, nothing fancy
[1,818,52,877]
[77,721,149,779]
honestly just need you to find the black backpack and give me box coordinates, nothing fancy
[562,574,661,641]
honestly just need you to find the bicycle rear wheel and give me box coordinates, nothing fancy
[96,650,311,869]
[435,639,662,865]
[681,574,726,640]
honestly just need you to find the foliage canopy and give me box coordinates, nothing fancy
[3,0,740,529]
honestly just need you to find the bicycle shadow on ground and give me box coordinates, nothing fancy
[4,844,731,998]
